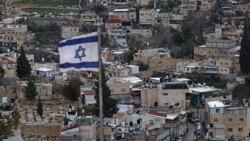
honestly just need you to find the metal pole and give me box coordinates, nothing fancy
[98,23,104,141]
[79,0,81,9]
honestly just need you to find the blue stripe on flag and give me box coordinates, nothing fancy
[59,62,99,69]
[58,35,98,48]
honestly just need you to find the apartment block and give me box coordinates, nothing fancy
[109,8,136,22]
[61,25,79,39]
[139,9,156,25]
[194,40,239,60]
[141,81,189,110]
[80,12,101,25]
[0,24,28,49]
[206,101,250,140]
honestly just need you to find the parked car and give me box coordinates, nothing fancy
[175,137,183,141]
[195,122,203,135]
[189,117,200,124]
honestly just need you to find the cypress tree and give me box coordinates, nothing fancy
[94,63,118,118]
[10,109,21,129]
[24,79,38,100]
[37,98,43,119]
[240,15,250,75]
[16,47,31,79]
[0,66,4,78]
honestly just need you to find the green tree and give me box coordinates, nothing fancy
[126,37,142,63]
[145,1,154,9]
[37,98,43,119]
[0,120,13,140]
[16,47,31,79]
[181,22,194,42]
[92,4,107,14]
[93,63,118,118]
[0,11,2,21]
[235,10,244,17]
[61,77,84,101]
[209,13,220,24]
[196,19,205,45]
[171,29,185,46]
[0,66,4,78]
[167,0,176,11]
[240,15,250,75]
[234,19,241,27]
[10,109,21,129]
[139,62,149,71]
[0,109,20,139]
[24,79,38,100]
[232,84,250,100]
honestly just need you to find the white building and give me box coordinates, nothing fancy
[128,65,139,76]
[35,68,55,78]
[83,89,96,105]
[80,85,96,106]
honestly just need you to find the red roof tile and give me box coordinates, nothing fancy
[7,60,15,64]
[84,89,96,95]
[105,18,121,24]
[0,59,16,64]
[147,110,167,117]
[60,124,79,132]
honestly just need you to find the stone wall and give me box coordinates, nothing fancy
[0,86,16,99]
[21,124,61,137]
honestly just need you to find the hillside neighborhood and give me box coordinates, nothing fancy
[0,0,250,141]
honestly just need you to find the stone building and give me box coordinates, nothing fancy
[0,24,28,49]
[61,25,80,39]
[141,81,189,110]
[206,101,250,140]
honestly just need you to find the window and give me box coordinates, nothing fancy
[163,93,168,96]
[239,128,243,132]
[149,120,154,124]
[216,109,220,113]
[121,88,126,92]
[228,128,233,132]
[228,118,232,122]
[240,118,244,122]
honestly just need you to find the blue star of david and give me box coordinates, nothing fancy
[75,46,85,61]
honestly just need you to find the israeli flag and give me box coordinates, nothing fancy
[58,32,99,72]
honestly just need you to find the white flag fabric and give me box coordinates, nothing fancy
[58,32,99,72]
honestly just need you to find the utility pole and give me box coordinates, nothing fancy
[98,20,104,141]
[79,0,81,9]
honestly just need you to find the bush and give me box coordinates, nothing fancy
[61,77,84,101]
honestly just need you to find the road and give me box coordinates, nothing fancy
[183,107,207,141]
[183,122,195,141]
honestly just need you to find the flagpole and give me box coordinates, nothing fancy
[98,21,104,141]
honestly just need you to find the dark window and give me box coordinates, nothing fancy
[216,109,220,113]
